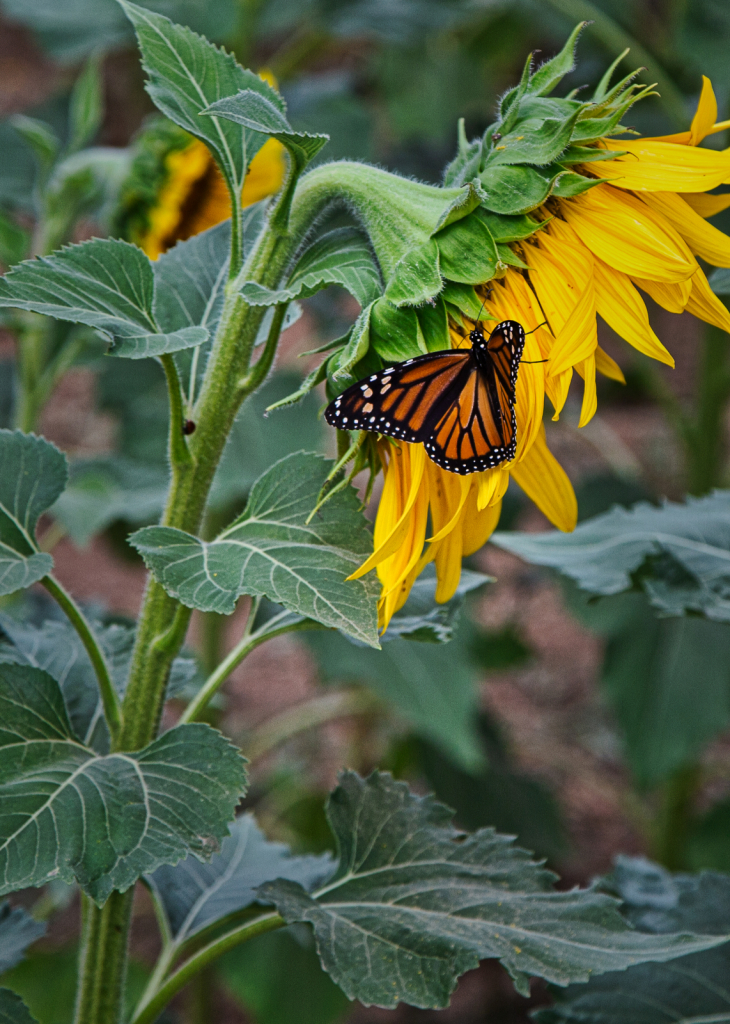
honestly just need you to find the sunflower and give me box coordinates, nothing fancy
[114,74,286,259]
[347,67,730,630]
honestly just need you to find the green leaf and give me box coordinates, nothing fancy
[479,165,554,215]
[566,589,730,788]
[0,990,36,1024]
[68,53,103,153]
[0,212,29,268]
[0,663,246,904]
[119,1,280,199]
[0,903,45,974]
[477,208,549,243]
[259,771,724,1009]
[384,239,442,307]
[263,359,330,415]
[550,170,601,198]
[527,23,586,96]
[220,926,350,1024]
[51,455,168,546]
[688,799,730,873]
[369,299,420,363]
[492,492,730,621]
[416,296,450,353]
[241,228,381,310]
[9,116,59,177]
[441,281,493,322]
[435,211,499,284]
[0,429,67,596]
[131,453,380,646]
[153,218,231,337]
[306,620,483,770]
[332,301,374,379]
[0,239,208,357]
[709,266,730,295]
[536,856,730,1024]
[487,110,581,169]
[382,564,491,644]
[149,814,332,946]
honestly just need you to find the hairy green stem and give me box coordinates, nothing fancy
[540,0,688,127]
[74,165,342,1024]
[41,574,122,743]
[131,913,284,1024]
[239,302,288,396]
[74,892,133,1024]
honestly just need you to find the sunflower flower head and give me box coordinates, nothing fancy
[323,24,730,630]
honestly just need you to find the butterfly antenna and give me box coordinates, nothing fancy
[524,321,548,336]
[522,271,556,337]
[474,287,491,328]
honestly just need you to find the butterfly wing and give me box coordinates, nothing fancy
[424,321,525,474]
[324,350,473,443]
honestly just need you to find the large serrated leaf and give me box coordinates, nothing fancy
[0,239,208,357]
[153,218,232,338]
[0,430,67,595]
[0,903,45,974]
[259,772,724,1009]
[382,565,492,644]
[0,612,199,754]
[119,1,281,198]
[486,110,580,169]
[0,664,246,905]
[149,814,332,947]
[131,452,379,646]
[492,492,730,621]
[241,228,381,310]
[537,856,730,1024]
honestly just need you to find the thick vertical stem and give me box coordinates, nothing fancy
[74,892,134,1024]
[652,764,701,870]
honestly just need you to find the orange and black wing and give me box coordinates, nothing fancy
[324,350,473,443]
[423,321,525,474]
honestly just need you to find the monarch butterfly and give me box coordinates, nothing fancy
[325,320,531,475]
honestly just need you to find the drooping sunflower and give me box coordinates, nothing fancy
[336,37,730,629]
[113,75,286,258]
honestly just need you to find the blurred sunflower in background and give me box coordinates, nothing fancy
[113,74,286,258]
[345,52,730,629]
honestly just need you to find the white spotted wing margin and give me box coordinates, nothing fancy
[257,771,727,1010]
[130,452,380,647]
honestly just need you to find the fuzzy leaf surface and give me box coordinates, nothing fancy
[0,902,45,974]
[0,239,208,356]
[493,492,730,621]
[537,856,730,1024]
[149,814,333,946]
[131,453,379,646]
[0,664,246,904]
[0,430,67,595]
[119,2,281,195]
[241,228,381,310]
[260,772,723,1009]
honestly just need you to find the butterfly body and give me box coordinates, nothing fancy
[325,319,526,475]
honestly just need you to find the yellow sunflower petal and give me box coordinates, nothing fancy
[575,354,597,427]
[510,425,577,532]
[462,492,502,557]
[434,524,465,603]
[549,368,573,421]
[593,259,675,366]
[632,275,692,314]
[351,442,426,579]
[242,137,286,206]
[427,470,471,543]
[561,185,696,283]
[595,345,626,383]
[477,467,509,511]
[681,192,730,218]
[641,191,730,267]
[685,266,730,333]
[548,278,597,377]
[590,138,730,192]
[646,77,717,146]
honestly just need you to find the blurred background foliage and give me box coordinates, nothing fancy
[3,0,730,1022]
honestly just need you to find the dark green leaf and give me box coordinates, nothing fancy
[416,296,450,353]
[384,239,442,307]
[709,267,730,295]
[688,799,730,873]
[259,771,723,1008]
[153,218,231,338]
[441,281,493,322]
[331,301,374,380]
[436,212,499,285]
[263,359,330,415]
[383,564,491,644]
[0,990,36,1024]
[149,814,332,945]
[220,926,350,1024]
[492,492,730,622]
[476,208,548,243]
[487,110,580,169]
[68,54,103,152]
[119,2,280,198]
[537,856,730,1024]
[551,171,601,198]
[369,299,420,363]
[9,116,59,176]
[0,663,246,904]
[0,239,208,357]
[52,456,168,546]
[0,212,29,268]
[0,903,45,974]
[241,228,380,310]
[0,430,67,595]
[306,622,483,770]
[131,453,379,646]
